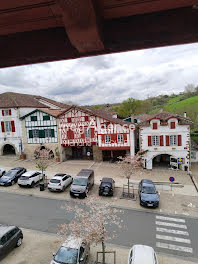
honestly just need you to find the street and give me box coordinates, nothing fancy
[0,191,198,262]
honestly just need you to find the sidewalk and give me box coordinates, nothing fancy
[1,229,197,264]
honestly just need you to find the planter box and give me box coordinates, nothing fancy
[19,154,26,160]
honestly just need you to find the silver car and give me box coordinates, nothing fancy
[128,245,158,264]
[51,237,90,264]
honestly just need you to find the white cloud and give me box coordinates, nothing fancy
[0,43,198,105]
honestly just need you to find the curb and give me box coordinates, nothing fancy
[190,175,198,192]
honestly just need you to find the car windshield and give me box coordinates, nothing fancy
[142,186,156,194]
[54,247,78,264]
[4,170,17,177]
[101,182,111,188]
[72,177,87,186]
[50,179,61,184]
[20,176,29,180]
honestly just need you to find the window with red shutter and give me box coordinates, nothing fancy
[84,116,89,122]
[160,135,164,146]
[166,135,170,146]
[1,121,5,132]
[123,134,127,143]
[153,122,158,130]
[148,136,152,146]
[11,121,15,132]
[91,128,94,138]
[170,122,175,129]
[178,135,182,146]
[67,117,71,123]
[9,109,12,116]
[2,110,4,116]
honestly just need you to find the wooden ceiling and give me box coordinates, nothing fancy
[0,0,198,68]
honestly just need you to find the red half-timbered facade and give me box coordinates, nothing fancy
[58,106,135,162]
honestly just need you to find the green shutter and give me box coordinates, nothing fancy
[39,130,45,138]
[29,130,33,138]
[51,129,55,137]
[31,116,37,121]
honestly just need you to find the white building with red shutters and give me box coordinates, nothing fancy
[58,106,135,162]
[139,112,192,170]
[0,92,68,157]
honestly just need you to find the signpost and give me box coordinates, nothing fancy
[169,176,175,192]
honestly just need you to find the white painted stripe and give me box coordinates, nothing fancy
[156,234,191,244]
[156,242,193,253]
[156,227,189,236]
[156,215,185,223]
[156,221,187,229]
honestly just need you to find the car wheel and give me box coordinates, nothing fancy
[11,180,15,186]
[31,182,35,188]
[16,237,23,247]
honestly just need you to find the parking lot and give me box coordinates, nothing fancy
[0,156,198,216]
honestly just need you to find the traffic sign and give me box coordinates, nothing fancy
[169,176,175,182]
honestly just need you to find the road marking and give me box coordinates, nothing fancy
[156,234,191,244]
[156,227,189,236]
[156,242,193,253]
[155,221,187,229]
[156,215,185,223]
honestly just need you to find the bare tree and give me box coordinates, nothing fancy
[118,152,143,198]
[34,145,54,184]
[58,197,123,264]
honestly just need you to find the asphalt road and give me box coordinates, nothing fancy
[0,191,198,261]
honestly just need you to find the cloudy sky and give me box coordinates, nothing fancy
[0,43,198,105]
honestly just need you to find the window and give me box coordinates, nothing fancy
[0,236,7,245]
[170,121,176,129]
[5,121,11,132]
[45,129,52,137]
[4,109,9,116]
[117,134,123,143]
[31,116,37,121]
[152,136,159,146]
[170,135,177,146]
[84,116,89,122]
[84,128,90,138]
[43,115,50,121]
[105,135,111,143]
[191,151,196,159]
[32,129,39,138]
[152,122,158,130]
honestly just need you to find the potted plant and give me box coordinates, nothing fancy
[19,153,26,160]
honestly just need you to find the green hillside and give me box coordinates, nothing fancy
[164,95,198,113]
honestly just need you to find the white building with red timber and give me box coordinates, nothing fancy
[58,106,135,162]
[139,112,192,170]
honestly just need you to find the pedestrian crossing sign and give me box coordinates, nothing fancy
[177,158,185,164]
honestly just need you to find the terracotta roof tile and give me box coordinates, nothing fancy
[0,92,70,109]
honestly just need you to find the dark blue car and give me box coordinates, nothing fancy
[0,167,26,186]
[139,179,159,208]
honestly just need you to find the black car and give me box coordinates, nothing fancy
[0,167,26,186]
[99,178,115,196]
[139,179,159,208]
[0,225,23,260]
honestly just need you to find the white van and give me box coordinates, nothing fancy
[128,245,158,264]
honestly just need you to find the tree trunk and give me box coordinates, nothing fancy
[102,241,106,264]
[128,178,130,196]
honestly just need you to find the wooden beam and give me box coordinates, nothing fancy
[56,0,104,53]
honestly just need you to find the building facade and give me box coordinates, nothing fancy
[139,112,192,170]
[0,92,69,157]
[20,109,63,159]
[58,106,135,162]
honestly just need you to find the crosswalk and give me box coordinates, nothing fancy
[155,215,193,254]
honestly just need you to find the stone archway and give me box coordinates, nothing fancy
[2,144,16,155]
[153,154,171,169]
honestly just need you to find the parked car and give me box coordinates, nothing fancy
[0,168,6,177]
[0,225,23,259]
[128,244,158,264]
[139,179,159,208]
[18,170,43,188]
[70,169,94,198]
[0,167,26,186]
[99,177,115,196]
[51,236,90,264]
[48,173,73,192]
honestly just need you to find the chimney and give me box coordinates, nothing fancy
[184,112,187,118]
